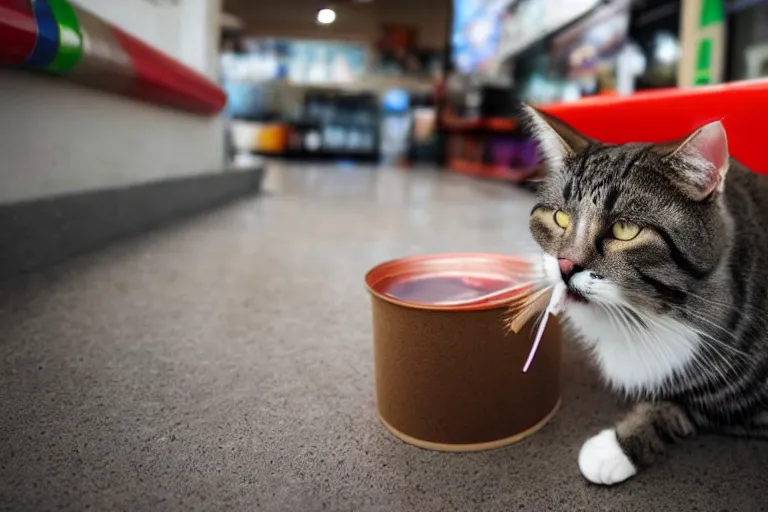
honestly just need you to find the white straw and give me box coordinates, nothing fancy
[522,282,565,373]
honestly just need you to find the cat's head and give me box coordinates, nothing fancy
[523,105,731,317]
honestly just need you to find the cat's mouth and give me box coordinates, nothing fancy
[565,286,589,304]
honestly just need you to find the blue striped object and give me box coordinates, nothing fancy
[25,0,59,68]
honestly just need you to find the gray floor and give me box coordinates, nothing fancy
[1,164,767,512]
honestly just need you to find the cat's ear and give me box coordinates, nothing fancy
[520,104,591,170]
[661,121,730,201]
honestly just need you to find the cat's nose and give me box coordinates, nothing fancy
[558,258,582,283]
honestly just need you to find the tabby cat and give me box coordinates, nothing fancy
[523,105,768,485]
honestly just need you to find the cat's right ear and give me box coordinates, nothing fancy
[658,121,730,201]
[520,104,591,171]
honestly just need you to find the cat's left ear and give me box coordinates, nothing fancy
[662,121,730,201]
[520,104,591,171]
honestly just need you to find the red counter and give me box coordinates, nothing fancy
[540,81,768,174]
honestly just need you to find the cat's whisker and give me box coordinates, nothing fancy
[628,315,706,393]
[602,299,709,393]
[682,288,765,316]
[667,306,751,359]
[674,307,741,341]
[607,306,659,398]
[613,304,676,399]
[626,304,738,390]
[529,312,544,339]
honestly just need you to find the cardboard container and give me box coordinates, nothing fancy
[366,253,561,451]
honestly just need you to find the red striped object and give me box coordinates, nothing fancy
[112,27,226,115]
[0,0,37,64]
[0,0,226,116]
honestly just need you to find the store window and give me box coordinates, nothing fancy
[727,0,768,81]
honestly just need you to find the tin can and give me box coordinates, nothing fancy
[365,253,561,451]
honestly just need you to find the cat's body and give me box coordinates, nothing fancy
[667,160,768,420]
[524,107,768,485]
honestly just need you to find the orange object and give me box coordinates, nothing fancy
[256,124,288,154]
[539,80,768,174]
[448,160,539,183]
[484,118,517,131]
[449,159,484,176]
[441,115,518,133]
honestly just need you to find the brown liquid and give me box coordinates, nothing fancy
[385,275,516,305]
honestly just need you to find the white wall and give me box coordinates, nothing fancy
[75,0,221,79]
[0,0,225,204]
[74,0,182,63]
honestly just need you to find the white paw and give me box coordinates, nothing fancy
[578,429,637,485]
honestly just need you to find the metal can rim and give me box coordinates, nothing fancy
[365,252,533,312]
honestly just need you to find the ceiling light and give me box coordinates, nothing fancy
[317,8,336,24]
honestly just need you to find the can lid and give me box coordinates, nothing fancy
[365,253,534,311]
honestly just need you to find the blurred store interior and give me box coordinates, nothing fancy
[3,0,768,510]
[219,0,768,182]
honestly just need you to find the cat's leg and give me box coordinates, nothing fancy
[708,410,768,439]
[578,402,696,485]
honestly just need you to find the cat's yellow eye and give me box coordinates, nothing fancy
[612,221,641,241]
[553,210,570,229]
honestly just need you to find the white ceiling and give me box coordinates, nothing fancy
[223,0,451,48]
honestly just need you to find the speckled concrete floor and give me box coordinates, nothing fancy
[1,164,767,511]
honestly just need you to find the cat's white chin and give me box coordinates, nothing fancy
[562,291,701,395]
[538,253,701,395]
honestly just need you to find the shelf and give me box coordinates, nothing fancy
[440,116,519,133]
[450,159,484,176]
[485,166,536,182]
[448,160,540,183]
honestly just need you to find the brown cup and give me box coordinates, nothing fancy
[366,253,561,452]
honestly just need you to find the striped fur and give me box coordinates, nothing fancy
[523,106,768,484]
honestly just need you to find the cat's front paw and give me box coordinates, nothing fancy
[578,428,637,485]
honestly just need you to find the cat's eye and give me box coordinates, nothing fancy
[612,221,641,241]
[553,210,570,229]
